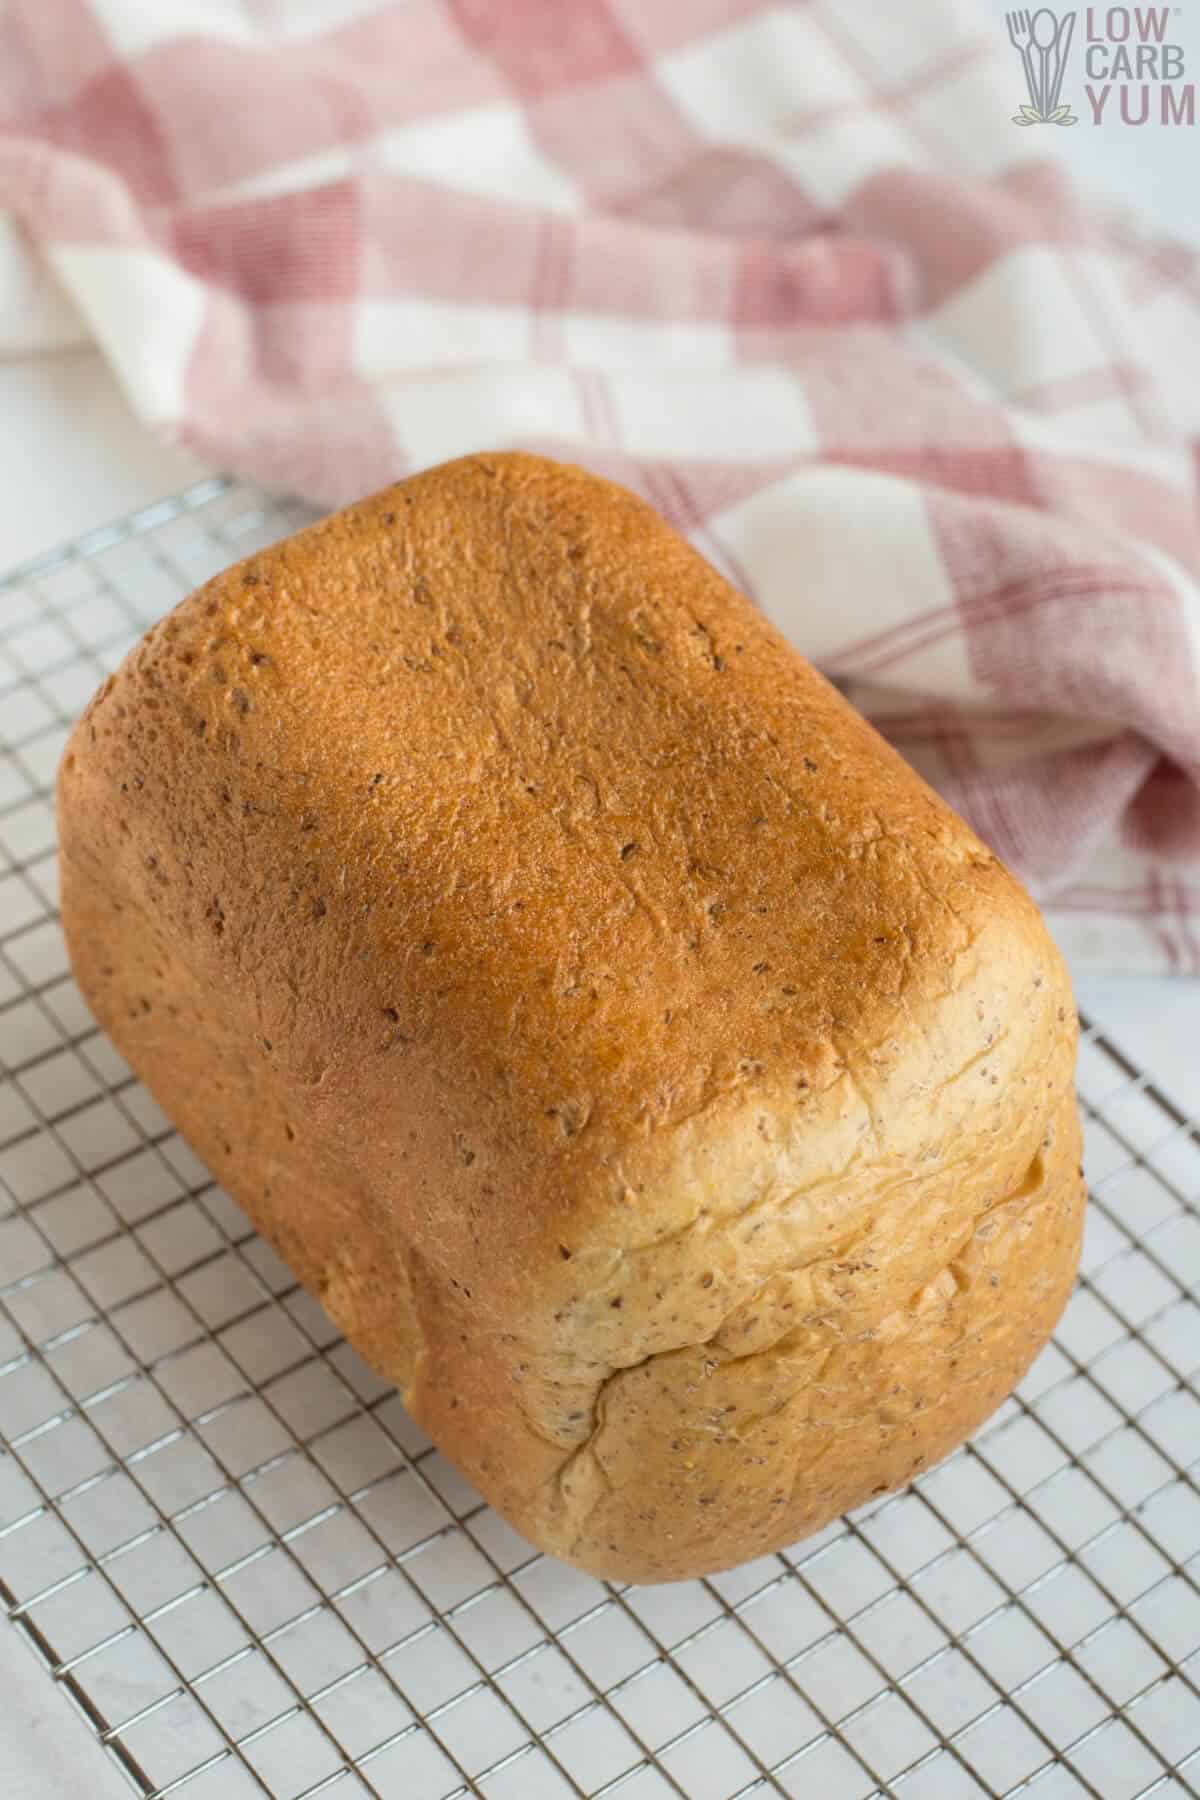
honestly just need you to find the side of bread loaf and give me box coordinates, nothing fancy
[58,453,1083,1580]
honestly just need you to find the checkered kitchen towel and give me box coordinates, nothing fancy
[2,0,1199,973]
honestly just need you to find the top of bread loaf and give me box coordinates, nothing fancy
[64,453,1074,1380]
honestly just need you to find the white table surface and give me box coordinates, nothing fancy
[2,99,1198,1793]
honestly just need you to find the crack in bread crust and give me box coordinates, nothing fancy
[548,1102,1082,1579]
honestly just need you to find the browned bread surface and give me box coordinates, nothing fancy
[58,452,1084,1580]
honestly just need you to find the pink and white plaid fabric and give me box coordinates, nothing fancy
[2,0,1199,973]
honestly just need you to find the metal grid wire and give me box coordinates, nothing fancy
[0,479,1198,1800]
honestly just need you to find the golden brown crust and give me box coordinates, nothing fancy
[58,452,1083,1580]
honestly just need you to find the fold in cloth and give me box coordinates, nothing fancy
[2,0,1198,971]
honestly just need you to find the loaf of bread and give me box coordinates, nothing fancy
[58,453,1084,1581]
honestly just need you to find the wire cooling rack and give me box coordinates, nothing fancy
[0,479,1198,1800]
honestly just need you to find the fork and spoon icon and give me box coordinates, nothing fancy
[1006,8,1078,122]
